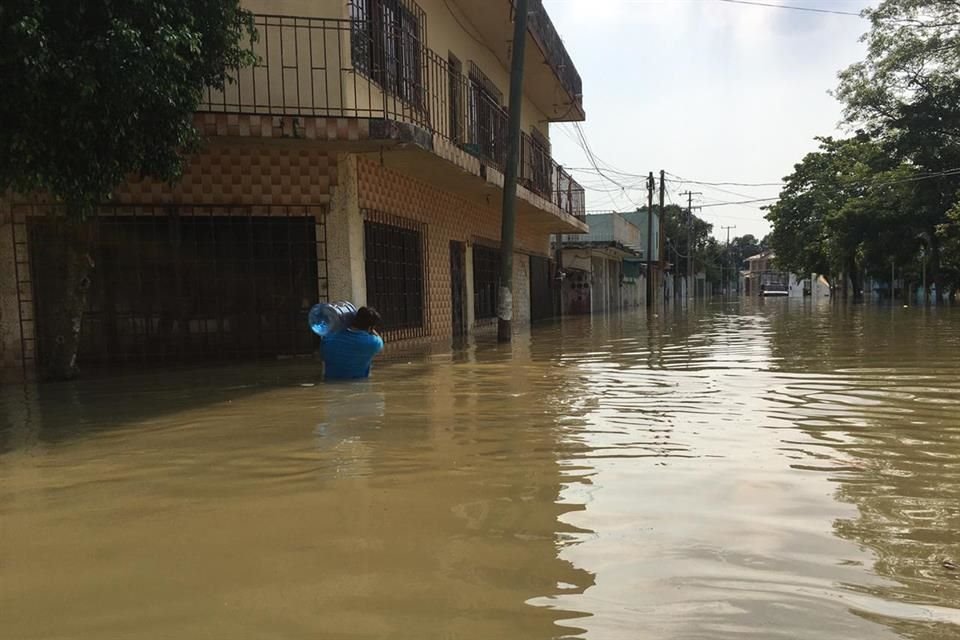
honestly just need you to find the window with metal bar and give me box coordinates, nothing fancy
[466,63,506,167]
[473,244,500,320]
[24,207,325,368]
[350,0,426,109]
[363,214,426,336]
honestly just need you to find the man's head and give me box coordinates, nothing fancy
[352,306,382,333]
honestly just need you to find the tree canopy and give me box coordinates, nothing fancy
[0,0,256,215]
[766,0,960,301]
[1,1,257,379]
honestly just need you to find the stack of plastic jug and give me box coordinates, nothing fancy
[308,301,358,337]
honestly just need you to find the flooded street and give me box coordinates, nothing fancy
[2,301,959,639]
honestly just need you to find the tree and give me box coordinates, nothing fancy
[836,0,960,139]
[766,136,916,300]
[660,204,713,280]
[1,1,256,378]
[837,0,960,301]
[728,234,762,272]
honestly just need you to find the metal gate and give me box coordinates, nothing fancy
[529,255,558,322]
[11,204,327,371]
[450,241,466,337]
[472,244,500,321]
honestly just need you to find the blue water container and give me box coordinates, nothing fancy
[308,301,358,337]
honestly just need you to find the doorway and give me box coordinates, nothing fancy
[450,241,467,337]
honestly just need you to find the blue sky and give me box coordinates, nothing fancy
[544,0,875,239]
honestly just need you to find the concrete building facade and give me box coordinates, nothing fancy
[1,0,586,379]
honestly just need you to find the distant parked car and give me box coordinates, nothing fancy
[760,283,789,297]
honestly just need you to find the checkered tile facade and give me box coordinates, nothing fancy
[193,113,369,142]
[357,157,549,338]
[113,143,337,207]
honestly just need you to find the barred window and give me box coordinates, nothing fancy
[364,215,426,336]
[350,0,426,108]
[466,62,506,167]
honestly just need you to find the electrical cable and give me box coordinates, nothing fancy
[716,0,862,17]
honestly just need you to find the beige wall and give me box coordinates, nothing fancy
[613,214,641,250]
[417,0,551,142]
[356,156,544,336]
[230,0,552,146]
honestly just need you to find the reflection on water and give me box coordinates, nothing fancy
[1,300,958,639]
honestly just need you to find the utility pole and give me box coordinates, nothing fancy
[659,170,665,306]
[496,0,529,343]
[679,191,701,299]
[646,172,655,309]
[722,225,736,297]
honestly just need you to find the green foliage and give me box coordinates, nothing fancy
[766,136,918,293]
[765,0,960,300]
[836,0,960,140]
[658,204,714,279]
[0,0,257,215]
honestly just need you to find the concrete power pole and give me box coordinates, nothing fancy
[646,172,655,309]
[722,225,736,296]
[496,0,530,343]
[679,191,701,299]
[659,170,665,306]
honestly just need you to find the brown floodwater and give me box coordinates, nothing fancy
[2,300,959,639]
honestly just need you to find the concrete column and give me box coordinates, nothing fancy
[326,154,367,305]
[512,252,530,327]
[0,199,24,378]
[465,243,476,330]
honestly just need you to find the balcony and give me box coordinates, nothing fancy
[198,14,585,226]
[528,0,584,118]
[450,0,584,122]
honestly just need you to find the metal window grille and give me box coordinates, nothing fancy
[350,0,427,110]
[362,210,428,340]
[473,244,500,320]
[466,62,507,168]
[12,205,327,371]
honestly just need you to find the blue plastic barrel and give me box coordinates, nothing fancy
[308,301,358,337]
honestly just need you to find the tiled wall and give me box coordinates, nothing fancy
[356,157,548,338]
[2,141,338,377]
[113,142,337,207]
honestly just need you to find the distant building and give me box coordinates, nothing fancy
[740,251,807,297]
[560,212,647,314]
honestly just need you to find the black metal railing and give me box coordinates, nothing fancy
[199,14,585,222]
[527,0,583,109]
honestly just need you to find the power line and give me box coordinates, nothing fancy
[686,167,960,208]
[663,175,783,188]
[716,0,862,17]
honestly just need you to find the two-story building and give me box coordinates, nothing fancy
[0,0,587,377]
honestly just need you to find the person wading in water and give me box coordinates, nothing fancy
[320,307,384,380]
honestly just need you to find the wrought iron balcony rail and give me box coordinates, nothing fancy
[199,14,585,221]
